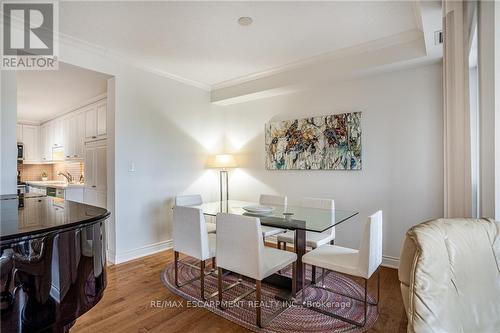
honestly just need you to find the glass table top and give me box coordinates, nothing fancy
[188,200,358,233]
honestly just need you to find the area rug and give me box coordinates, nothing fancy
[161,257,378,333]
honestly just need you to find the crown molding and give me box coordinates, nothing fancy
[57,32,212,91]
[57,28,423,93]
[211,29,423,90]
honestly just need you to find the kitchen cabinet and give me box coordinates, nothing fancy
[85,101,106,141]
[40,123,51,162]
[97,101,107,136]
[16,124,22,142]
[18,97,107,164]
[84,140,107,208]
[63,111,85,160]
[23,198,46,228]
[17,124,39,163]
[83,189,107,209]
[65,188,84,203]
[52,118,64,148]
[22,125,39,162]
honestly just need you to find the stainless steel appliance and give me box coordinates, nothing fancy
[17,143,24,161]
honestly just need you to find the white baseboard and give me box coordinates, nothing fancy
[382,255,400,269]
[106,250,116,265]
[112,240,173,264]
[262,237,401,269]
[108,238,400,269]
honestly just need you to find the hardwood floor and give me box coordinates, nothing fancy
[73,250,408,332]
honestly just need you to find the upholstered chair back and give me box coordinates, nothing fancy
[172,206,210,261]
[399,218,500,333]
[216,213,264,280]
[259,194,287,207]
[175,194,202,206]
[357,210,383,279]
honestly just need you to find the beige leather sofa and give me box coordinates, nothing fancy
[399,218,500,333]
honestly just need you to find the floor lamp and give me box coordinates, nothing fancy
[208,154,237,209]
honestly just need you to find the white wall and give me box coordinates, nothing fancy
[222,63,444,264]
[59,41,223,263]
[4,37,445,266]
[1,71,18,195]
[478,0,496,218]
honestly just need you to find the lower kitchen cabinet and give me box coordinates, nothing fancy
[83,188,106,208]
[65,188,84,203]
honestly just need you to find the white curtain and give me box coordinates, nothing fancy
[442,0,473,217]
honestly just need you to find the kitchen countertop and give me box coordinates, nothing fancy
[25,180,85,189]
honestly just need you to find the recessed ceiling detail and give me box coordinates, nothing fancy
[59,1,419,87]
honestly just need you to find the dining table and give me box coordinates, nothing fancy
[189,200,359,296]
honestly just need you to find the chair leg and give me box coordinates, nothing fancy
[174,251,180,287]
[256,280,262,328]
[217,267,223,308]
[301,263,306,305]
[311,265,316,284]
[292,261,296,298]
[363,278,368,326]
[212,257,216,270]
[320,268,326,287]
[200,260,205,300]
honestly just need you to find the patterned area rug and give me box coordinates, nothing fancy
[161,257,378,333]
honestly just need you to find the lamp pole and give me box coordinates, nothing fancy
[220,169,229,211]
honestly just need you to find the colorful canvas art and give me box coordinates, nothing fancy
[265,112,362,170]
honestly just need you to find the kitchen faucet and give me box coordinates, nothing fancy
[58,171,73,183]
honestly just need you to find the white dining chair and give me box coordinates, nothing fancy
[173,206,217,300]
[175,194,216,234]
[259,194,287,242]
[301,210,383,327]
[277,197,335,279]
[216,213,297,328]
[277,197,336,250]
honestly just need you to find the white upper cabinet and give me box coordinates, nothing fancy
[63,111,85,160]
[22,125,39,162]
[85,101,107,141]
[52,118,64,147]
[40,123,49,162]
[17,124,39,163]
[97,101,107,136]
[74,112,85,158]
[85,105,97,140]
[16,124,23,142]
[18,97,106,163]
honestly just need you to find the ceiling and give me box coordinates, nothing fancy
[59,1,419,87]
[17,62,111,123]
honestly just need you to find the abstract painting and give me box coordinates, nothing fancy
[265,112,362,170]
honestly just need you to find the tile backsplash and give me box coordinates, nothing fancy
[19,164,54,181]
[54,162,85,183]
[19,161,84,183]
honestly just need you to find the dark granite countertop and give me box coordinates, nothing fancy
[0,194,110,244]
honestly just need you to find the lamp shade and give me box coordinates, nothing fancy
[208,154,237,168]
